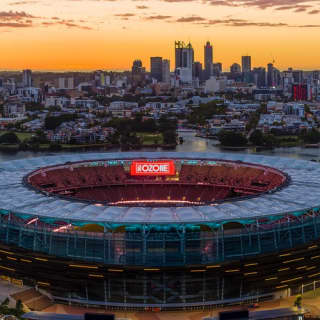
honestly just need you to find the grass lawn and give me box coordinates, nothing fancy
[137,132,163,145]
[0,131,34,142]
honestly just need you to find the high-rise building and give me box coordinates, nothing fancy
[175,41,194,84]
[241,56,251,73]
[212,63,222,76]
[193,62,203,81]
[131,60,146,85]
[267,63,275,87]
[132,60,144,74]
[230,63,241,74]
[292,70,304,84]
[162,59,170,83]
[150,57,163,82]
[292,84,309,101]
[175,41,194,70]
[252,67,266,88]
[204,41,213,80]
[22,69,32,87]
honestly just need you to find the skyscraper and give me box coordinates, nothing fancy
[175,41,194,69]
[175,41,194,83]
[212,63,222,76]
[162,59,170,83]
[252,67,266,87]
[267,63,274,87]
[204,41,213,80]
[193,62,203,81]
[22,69,32,87]
[132,60,144,74]
[150,57,163,82]
[241,56,251,73]
[131,60,145,85]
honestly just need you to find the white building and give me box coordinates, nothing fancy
[204,76,227,94]
[58,77,74,90]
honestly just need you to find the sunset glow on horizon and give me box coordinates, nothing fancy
[1,0,320,71]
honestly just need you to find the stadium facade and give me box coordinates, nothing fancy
[1,152,320,310]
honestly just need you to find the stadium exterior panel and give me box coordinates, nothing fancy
[0,152,320,310]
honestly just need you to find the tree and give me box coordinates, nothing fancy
[0,132,21,144]
[45,114,78,130]
[188,101,226,125]
[263,134,277,148]
[218,130,247,147]
[300,128,320,144]
[249,130,264,146]
[163,130,177,145]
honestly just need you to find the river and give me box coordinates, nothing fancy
[0,131,319,162]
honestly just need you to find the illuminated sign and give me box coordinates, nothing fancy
[130,160,175,176]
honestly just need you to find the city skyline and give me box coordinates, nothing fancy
[1,0,320,71]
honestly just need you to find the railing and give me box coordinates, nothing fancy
[1,210,319,266]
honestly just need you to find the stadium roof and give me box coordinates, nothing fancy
[1,152,319,224]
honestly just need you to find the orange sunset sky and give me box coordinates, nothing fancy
[0,0,320,71]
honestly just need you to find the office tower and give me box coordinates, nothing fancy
[252,67,266,88]
[212,63,222,76]
[175,41,194,83]
[193,62,203,81]
[292,70,304,84]
[132,59,146,85]
[175,41,194,69]
[162,59,170,83]
[132,60,144,74]
[150,57,163,82]
[292,84,309,100]
[267,63,275,87]
[22,69,32,87]
[241,56,251,73]
[204,41,213,80]
[230,63,241,74]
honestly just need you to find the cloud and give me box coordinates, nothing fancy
[205,0,320,10]
[144,15,171,19]
[136,5,148,8]
[0,10,37,21]
[114,13,135,20]
[176,15,206,22]
[0,22,32,27]
[160,0,320,12]
[308,9,320,13]
[172,16,320,27]
[8,1,39,5]
[114,13,135,16]
[0,10,92,30]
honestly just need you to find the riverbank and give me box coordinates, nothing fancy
[0,142,177,153]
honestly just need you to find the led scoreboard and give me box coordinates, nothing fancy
[130,160,175,176]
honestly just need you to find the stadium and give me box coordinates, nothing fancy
[1,151,320,311]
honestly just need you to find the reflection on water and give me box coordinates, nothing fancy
[0,131,319,162]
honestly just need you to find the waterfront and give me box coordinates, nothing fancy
[1,131,320,162]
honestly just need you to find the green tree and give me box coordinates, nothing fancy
[300,128,320,144]
[249,130,264,146]
[45,114,78,130]
[0,132,21,144]
[263,134,277,148]
[163,130,177,145]
[218,130,247,147]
